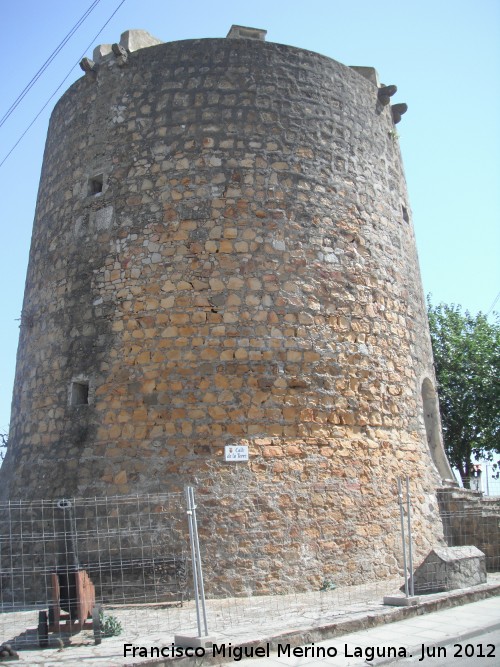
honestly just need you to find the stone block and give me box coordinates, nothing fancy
[119,30,163,53]
[350,66,379,86]
[91,205,114,231]
[226,25,267,41]
[174,634,213,649]
[410,546,486,594]
[383,595,420,606]
[93,44,112,62]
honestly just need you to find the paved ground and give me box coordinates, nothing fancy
[1,577,499,666]
[216,596,500,666]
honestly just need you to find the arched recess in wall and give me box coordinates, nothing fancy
[421,378,454,481]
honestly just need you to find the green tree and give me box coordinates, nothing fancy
[427,299,500,486]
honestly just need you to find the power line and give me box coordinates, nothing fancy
[486,290,500,316]
[0,0,128,170]
[0,0,103,129]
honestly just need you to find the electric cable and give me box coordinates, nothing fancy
[0,0,127,170]
[486,290,500,316]
[0,0,103,129]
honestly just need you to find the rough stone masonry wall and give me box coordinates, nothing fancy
[1,35,448,594]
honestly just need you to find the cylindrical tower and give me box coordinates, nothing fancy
[1,27,453,593]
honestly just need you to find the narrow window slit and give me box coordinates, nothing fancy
[89,174,103,195]
[71,381,89,405]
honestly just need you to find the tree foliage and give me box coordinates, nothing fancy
[427,299,500,484]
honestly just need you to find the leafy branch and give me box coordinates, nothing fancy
[427,297,500,485]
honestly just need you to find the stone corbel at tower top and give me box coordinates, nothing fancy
[378,84,397,106]
[112,42,129,66]
[375,84,408,124]
[79,57,97,76]
[91,29,163,67]
[79,30,163,79]
[391,102,408,124]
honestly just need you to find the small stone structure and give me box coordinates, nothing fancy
[0,27,455,595]
[411,546,486,594]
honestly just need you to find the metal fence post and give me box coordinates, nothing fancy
[185,486,208,637]
[397,477,409,597]
[405,476,415,597]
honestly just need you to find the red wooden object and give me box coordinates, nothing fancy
[49,570,96,633]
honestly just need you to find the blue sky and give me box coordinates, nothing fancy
[1,0,499,435]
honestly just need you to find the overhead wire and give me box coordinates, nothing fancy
[0,0,127,170]
[0,0,103,129]
[486,290,500,317]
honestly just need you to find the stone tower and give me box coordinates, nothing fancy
[1,27,454,593]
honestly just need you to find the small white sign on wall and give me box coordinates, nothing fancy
[224,445,249,462]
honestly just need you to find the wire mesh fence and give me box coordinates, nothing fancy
[0,493,188,609]
[385,481,499,597]
[0,481,498,660]
[455,464,500,496]
[0,493,190,649]
[194,476,405,595]
[437,487,500,573]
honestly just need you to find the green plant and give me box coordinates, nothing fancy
[320,579,337,591]
[388,128,399,142]
[99,610,123,637]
